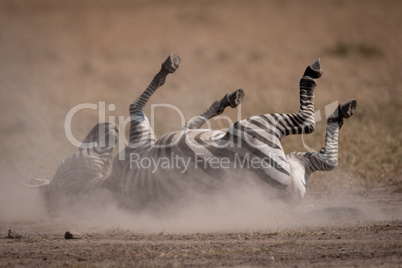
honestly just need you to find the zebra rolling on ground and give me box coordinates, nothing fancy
[28,53,357,212]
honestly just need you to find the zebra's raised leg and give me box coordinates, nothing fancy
[233,58,323,145]
[128,53,181,147]
[285,99,357,205]
[275,58,323,138]
[183,89,245,129]
[306,99,357,172]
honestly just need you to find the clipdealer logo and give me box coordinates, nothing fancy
[64,100,339,161]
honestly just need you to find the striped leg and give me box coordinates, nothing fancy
[306,99,357,172]
[232,59,323,146]
[111,54,181,205]
[284,99,357,206]
[273,58,323,138]
[183,89,245,129]
[128,53,181,148]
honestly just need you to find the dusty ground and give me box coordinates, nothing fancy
[1,186,401,267]
[1,185,401,267]
[0,0,401,267]
[1,220,401,267]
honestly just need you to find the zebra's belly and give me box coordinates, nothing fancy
[114,129,292,209]
[286,153,309,205]
[154,129,291,186]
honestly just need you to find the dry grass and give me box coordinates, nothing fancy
[0,0,401,193]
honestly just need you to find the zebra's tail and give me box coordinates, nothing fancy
[23,178,50,188]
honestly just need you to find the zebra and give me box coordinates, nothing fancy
[107,53,357,210]
[28,53,357,212]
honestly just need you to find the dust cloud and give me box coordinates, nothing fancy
[0,176,46,222]
[0,169,395,234]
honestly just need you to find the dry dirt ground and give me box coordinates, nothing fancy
[0,0,401,267]
[1,186,401,267]
[1,220,401,267]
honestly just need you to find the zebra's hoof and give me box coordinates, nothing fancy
[162,53,181,73]
[226,88,245,108]
[304,58,323,79]
[340,99,357,119]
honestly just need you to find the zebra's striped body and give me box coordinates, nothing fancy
[32,53,356,211]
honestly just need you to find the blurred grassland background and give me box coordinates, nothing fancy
[0,0,400,194]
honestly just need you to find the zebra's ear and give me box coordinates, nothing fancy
[23,178,50,188]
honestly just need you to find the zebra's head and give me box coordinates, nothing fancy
[81,122,119,152]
